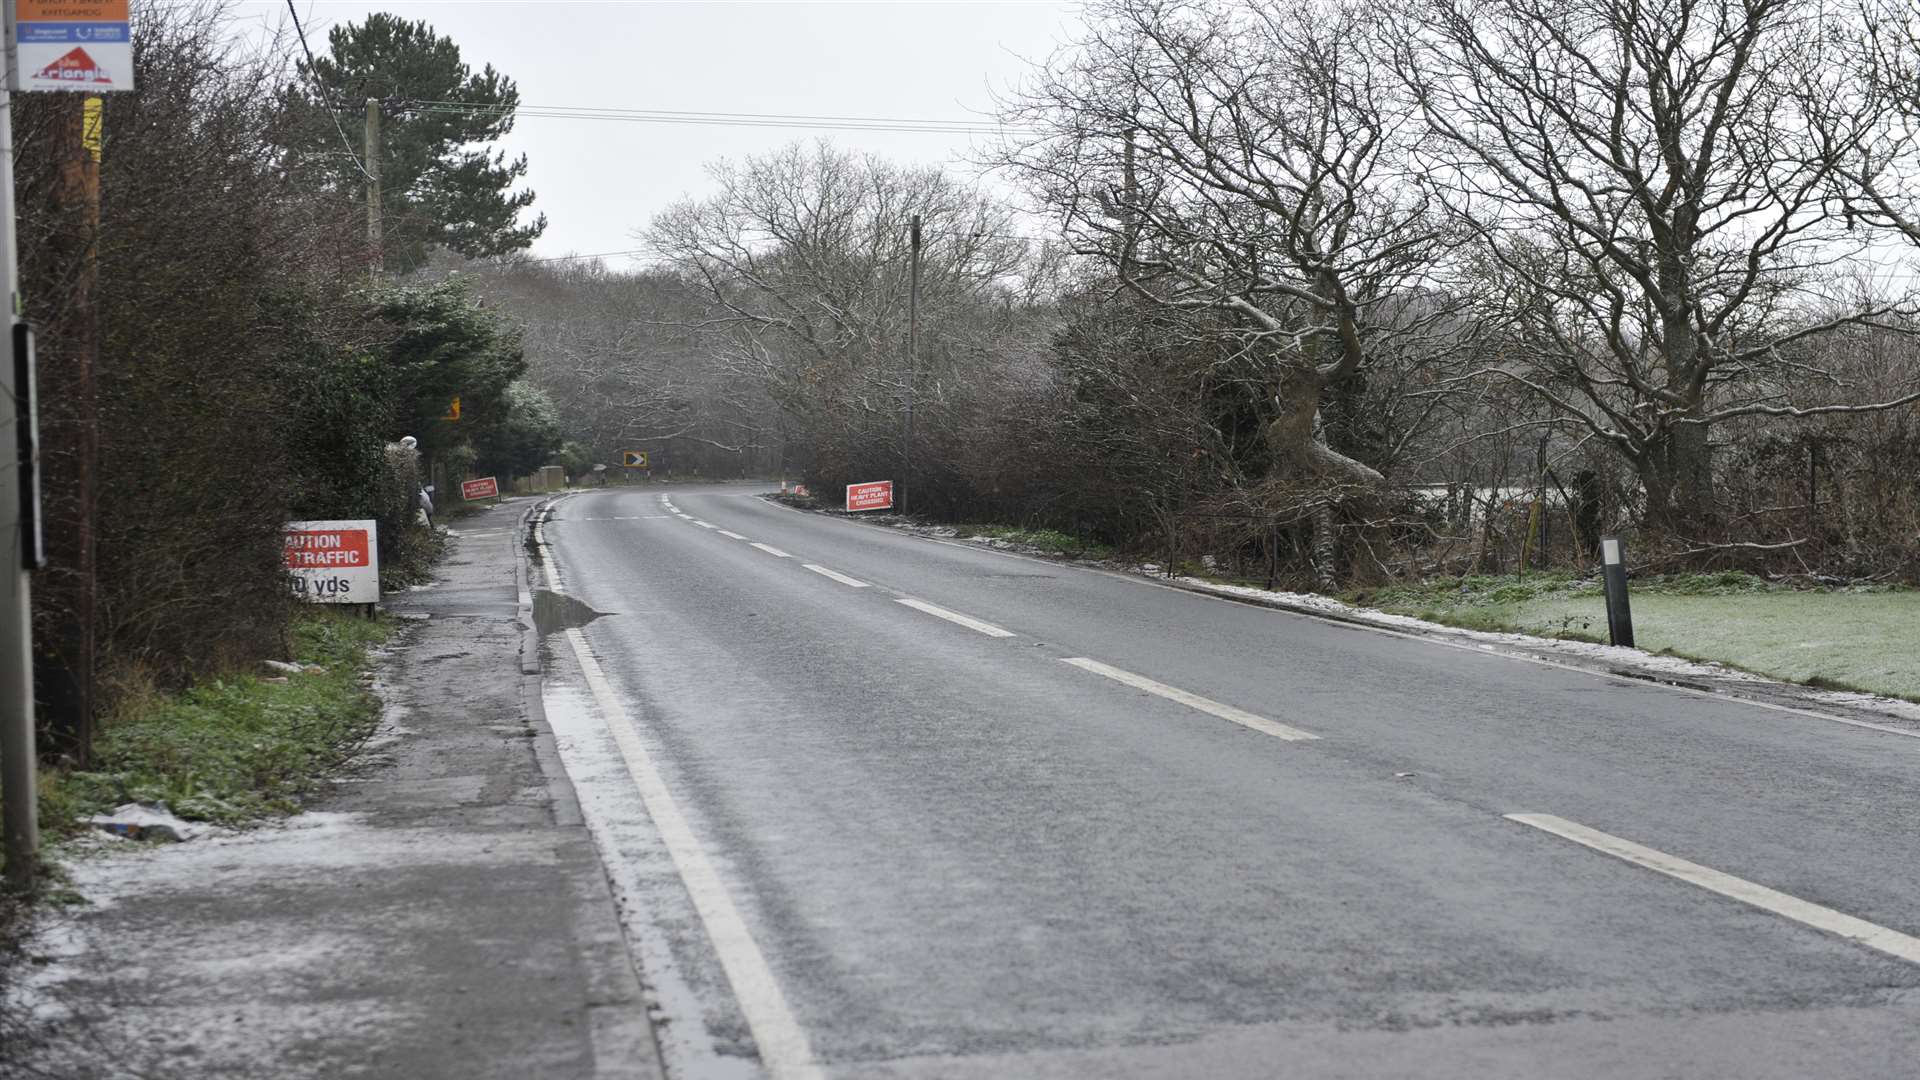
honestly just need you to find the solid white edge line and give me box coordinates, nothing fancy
[895,598,1015,637]
[1506,813,1920,966]
[803,564,870,588]
[1059,657,1319,742]
[718,530,749,541]
[751,543,793,558]
[564,627,825,1080]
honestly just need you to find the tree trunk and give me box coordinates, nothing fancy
[1311,499,1338,591]
[1640,420,1714,533]
[1265,367,1383,486]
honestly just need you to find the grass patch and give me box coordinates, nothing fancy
[951,524,1114,559]
[1356,572,1920,702]
[47,611,392,832]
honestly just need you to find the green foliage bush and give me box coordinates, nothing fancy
[56,612,391,825]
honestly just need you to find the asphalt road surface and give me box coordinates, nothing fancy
[534,482,1920,1080]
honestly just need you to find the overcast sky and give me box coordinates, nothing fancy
[239,1,1080,262]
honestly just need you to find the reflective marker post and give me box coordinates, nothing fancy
[1601,535,1634,649]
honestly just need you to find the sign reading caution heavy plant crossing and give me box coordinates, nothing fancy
[12,1,134,92]
[846,480,894,512]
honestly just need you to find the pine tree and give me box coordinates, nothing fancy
[284,13,546,267]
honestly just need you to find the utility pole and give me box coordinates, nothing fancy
[903,214,921,516]
[365,98,382,274]
[1,1,40,891]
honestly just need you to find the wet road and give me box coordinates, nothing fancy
[534,482,1920,1079]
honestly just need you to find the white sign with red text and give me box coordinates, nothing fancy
[846,480,894,512]
[284,520,380,604]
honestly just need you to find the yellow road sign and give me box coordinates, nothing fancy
[620,450,649,468]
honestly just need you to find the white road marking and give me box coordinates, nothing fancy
[896,598,1015,637]
[692,520,716,529]
[1059,657,1319,742]
[1506,813,1920,966]
[562,629,824,1079]
[751,543,792,558]
[718,530,748,540]
[803,564,870,588]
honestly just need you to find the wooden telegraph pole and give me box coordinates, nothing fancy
[902,214,921,515]
[365,98,382,273]
[34,95,102,766]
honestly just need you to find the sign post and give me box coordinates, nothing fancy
[284,520,381,606]
[845,480,894,512]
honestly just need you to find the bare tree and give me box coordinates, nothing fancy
[473,261,782,474]
[1400,0,1920,534]
[645,141,1041,495]
[1825,0,1920,247]
[998,0,1470,495]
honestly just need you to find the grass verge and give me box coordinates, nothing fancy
[36,610,392,843]
[948,523,1114,559]
[1350,572,1920,702]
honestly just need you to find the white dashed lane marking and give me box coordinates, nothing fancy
[896,598,1014,637]
[1059,658,1319,742]
[803,564,870,588]
[1506,813,1920,967]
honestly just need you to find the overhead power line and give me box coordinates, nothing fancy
[403,99,1033,136]
[284,0,376,183]
[518,248,649,264]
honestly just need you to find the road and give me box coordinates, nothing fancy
[533,481,1920,1079]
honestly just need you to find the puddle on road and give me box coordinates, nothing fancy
[532,589,607,636]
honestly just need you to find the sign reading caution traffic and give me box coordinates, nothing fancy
[13,1,134,93]
[284,520,380,604]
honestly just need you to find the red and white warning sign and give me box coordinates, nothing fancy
[284,520,380,604]
[461,476,500,501]
[845,480,894,512]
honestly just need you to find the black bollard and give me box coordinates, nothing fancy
[1600,535,1634,648]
